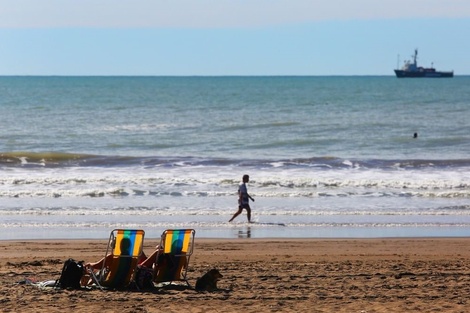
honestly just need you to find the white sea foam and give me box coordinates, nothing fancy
[1,166,468,189]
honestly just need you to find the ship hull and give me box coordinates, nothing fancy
[394,70,454,78]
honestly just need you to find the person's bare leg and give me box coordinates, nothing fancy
[229,207,243,222]
[246,206,251,223]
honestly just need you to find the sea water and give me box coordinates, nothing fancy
[0,76,469,239]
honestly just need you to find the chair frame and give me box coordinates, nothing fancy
[153,229,195,287]
[90,229,145,290]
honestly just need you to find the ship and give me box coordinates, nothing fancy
[394,49,453,78]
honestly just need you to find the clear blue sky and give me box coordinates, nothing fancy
[1,0,469,76]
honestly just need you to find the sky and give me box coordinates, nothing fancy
[1,0,469,76]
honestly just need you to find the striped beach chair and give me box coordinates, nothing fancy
[153,229,195,287]
[93,229,145,289]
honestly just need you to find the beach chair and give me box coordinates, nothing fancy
[90,229,145,289]
[153,229,195,287]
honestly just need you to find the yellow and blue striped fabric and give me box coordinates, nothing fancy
[163,229,193,254]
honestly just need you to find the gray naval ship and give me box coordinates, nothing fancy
[394,49,453,78]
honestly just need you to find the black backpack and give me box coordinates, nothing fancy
[55,258,84,289]
[135,265,154,290]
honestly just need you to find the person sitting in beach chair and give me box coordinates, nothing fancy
[153,229,195,287]
[84,229,148,289]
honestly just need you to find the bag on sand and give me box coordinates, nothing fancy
[55,258,84,289]
[135,265,154,290]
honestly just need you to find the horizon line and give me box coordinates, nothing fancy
[0,74,468,78]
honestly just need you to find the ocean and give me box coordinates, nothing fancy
[0,76,469,240]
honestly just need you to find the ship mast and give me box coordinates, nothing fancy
[413,49,418,67]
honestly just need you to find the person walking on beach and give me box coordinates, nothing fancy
[229,174,254,223]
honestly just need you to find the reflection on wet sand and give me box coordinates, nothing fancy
[238,227,251,238]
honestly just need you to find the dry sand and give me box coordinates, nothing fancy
[1,238,470,312]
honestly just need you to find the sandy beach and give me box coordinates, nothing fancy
[1,238,470,312]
